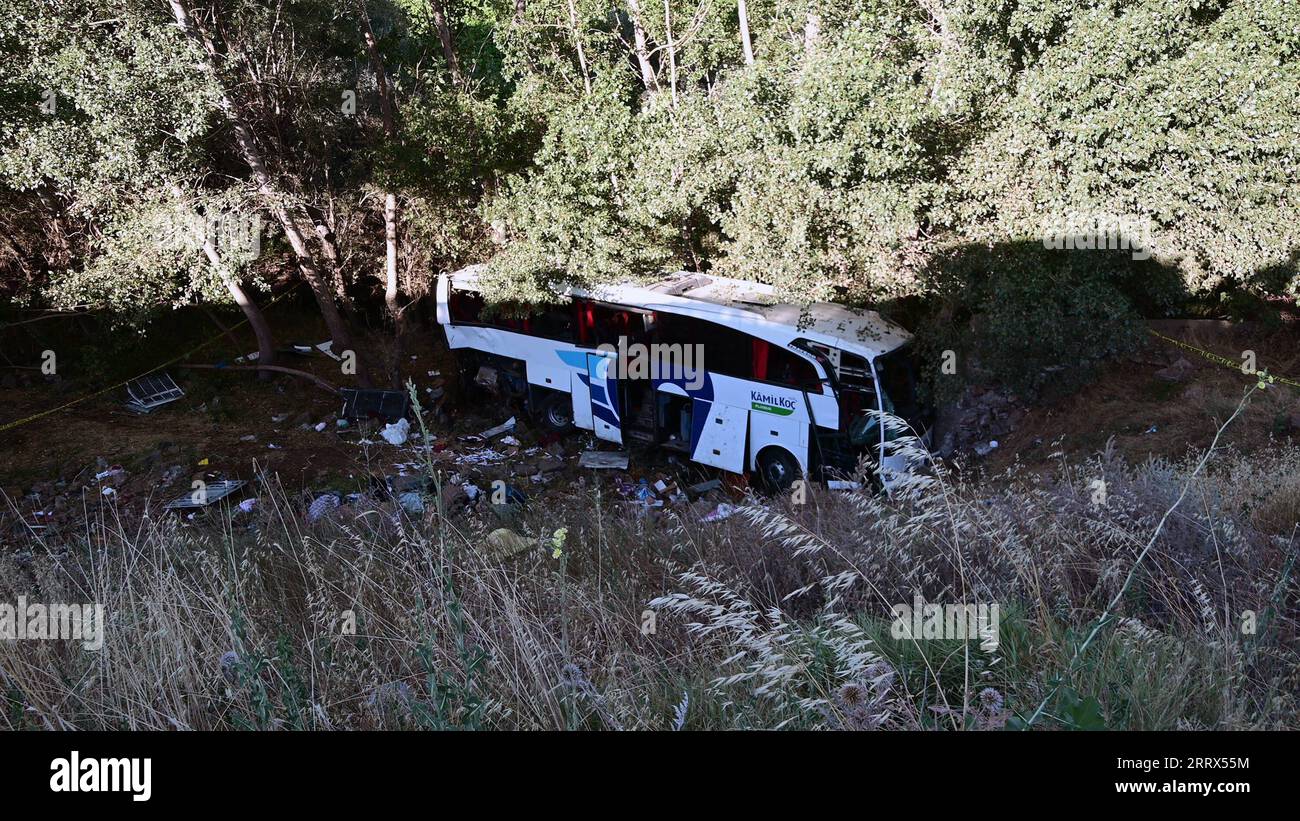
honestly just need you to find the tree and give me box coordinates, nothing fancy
[166,0,371,385]
[0,0,274,365]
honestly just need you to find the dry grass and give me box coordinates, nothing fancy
[1,408,1297,730]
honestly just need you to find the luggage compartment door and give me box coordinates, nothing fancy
[689,400,747,473]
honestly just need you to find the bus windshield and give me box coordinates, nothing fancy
[873,345,923,437]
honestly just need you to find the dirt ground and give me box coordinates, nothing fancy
[2,307,1299,537]
[981,318,1300,475]
[0,304,735,537]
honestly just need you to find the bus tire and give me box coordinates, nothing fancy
[536,391,574,434]
[756,447,801,494]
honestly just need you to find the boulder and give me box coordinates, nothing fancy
[1153,357,1194,383]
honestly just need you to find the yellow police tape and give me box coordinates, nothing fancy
[0,283,302,434]
[1146,328,1300,392]
[2,313,1290,435]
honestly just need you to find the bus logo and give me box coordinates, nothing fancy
[750,391,796,416]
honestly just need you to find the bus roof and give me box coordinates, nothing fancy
[445,267,913,361]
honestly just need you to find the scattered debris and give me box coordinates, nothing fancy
[380,418,411,446]
[316,340,342,361]
[95,466,125,482]
[237,498,257,513]
[974,440,999,457]
[314,421,327,432]
[633,479,660,506]
[653,477,678,496]
[163,479,248,510]
[702,502,737,522]
[580,450,630,470]
[827,480,863,491]
[935,385,1026,458]
[474,365,498,392]
[685,479,722,499]
[124,372,185,414]
[480,416,517,439]
[340,388,409,422]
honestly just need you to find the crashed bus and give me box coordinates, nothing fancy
[435,267,931,490]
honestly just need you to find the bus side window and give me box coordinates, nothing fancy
[590,303,647,347]
[658,314,751,378]
[532,298,577,341]
[764,343,821,391]
[449,288,485,323]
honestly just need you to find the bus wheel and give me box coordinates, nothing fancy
[536,392,574,433]
[757,448,801,493]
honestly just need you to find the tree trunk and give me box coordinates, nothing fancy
[429,0,462,86]
[169,182,276,373]
[737,0,755,65]
[305,207,359,322]
[567,0,593,95]
[383,193,400,321]
[804,11,821,53]
[662,0,677,106]
[357,0,406,388]
[167,0,370,387]
[199,302,241,350]
[625,0,657,89]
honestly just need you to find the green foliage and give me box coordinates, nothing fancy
[1,0,1297,394]
[919,244,1148,400]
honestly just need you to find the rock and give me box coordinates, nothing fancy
[1153,357,1194,383]
[484,528,531,559]
[389,474,426,493]
[307,493,341,522]
[535,456,565,473]
[439,482,469,512]
[397,492,424,514]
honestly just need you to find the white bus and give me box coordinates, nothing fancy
[435,267,931,490]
